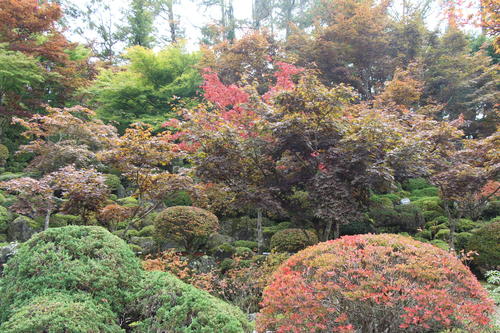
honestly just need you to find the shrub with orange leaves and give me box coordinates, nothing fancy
[257,234,494,333]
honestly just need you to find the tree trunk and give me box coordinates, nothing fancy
[444,201,456,252]
[44,209,51,231]
[166,0,176,43]
[323,219,333,241]
[256,208,264,253]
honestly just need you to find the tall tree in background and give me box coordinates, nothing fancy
[0,0,93,138]
[124,0,156,48]
[153,0,184,43]
[199,0,236,43]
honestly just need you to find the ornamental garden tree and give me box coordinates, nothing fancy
[257,234,494,332]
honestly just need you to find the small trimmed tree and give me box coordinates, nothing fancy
[154,206,219,253]
[257,234,494,332]
[270,228,318,253]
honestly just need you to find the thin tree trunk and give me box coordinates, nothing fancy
[444,201,456,252]
[323,219,333,241]
[166,0,176,43]
[256,208,263,253]
[44,208,51,230]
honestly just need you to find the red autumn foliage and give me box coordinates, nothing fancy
[257,234,494,333]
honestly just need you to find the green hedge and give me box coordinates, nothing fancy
[131,271,253,332]
[270,228,318,253]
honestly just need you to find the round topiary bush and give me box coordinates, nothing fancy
[154,206,219,252]
[0,293,123,333]
[270,228,318,253]
[132,271,253,332]
[258,234,494,333]
[467,220,500,272]
[0,226,142,321]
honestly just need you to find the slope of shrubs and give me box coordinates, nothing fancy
[0,226,252,332]
[257,234,494,332]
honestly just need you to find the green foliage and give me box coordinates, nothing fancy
[413,196,443,212]
[131,271,253,332]
[340,217,375,235]
[410,187,439,198]
[154,206,219,252]
[415,229,432,240]
[0,226,142,321]
[0,144,8,166]
[117,196,139,207]
[0,206,11,233]
[456,218,479,233]
[482,200,500,220]
[369,194,394,208]
[435,228,450,241]
[430,239,449,251]
[403,178,431,191]
[164,190,192,207]
[467,221,500,272]
[138,225,155,237]
[455,232,473,251]
[87,45,201,131]
[262,221,292,238]
[232,240,258,249]
[49,214,83,228]
[210,243,236,258]
[0,293,123,333]
[234,247,254,259]
[270,228,318,253]
[484,270,500,304]
[104,174,122,192]
[0,172,26,182]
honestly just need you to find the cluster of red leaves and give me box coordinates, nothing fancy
[257,234,494,333]
[263,62,303,101]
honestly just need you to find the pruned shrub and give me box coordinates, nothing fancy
[0,226,142,321]
[154,206,219,253]
[403,177,430,191]
[233,240,258,249]
[258,234,494,332]
[467,221,500,272]
[270,228,318,253]
[0,206,11,233]
[0,293,123,333]
[131,271,253,332]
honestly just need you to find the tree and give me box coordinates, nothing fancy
[124,0,156,48]
[13,106,117,174]
[152,0,184,43]
[174,63,449,240]
[198,0,236,42]
[97,124,194,229]
[286,0,395,99]
[0,176,57,230]
[0,0,93,136]
[85,44,201,131]
[257,234,494,332]
[422,28,499,138]
[154,206,219,252]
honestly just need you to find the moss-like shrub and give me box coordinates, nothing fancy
[340,218,375,235]
[234,246,254,259]
[0,144,9,166]
[258,234,494,332]
[435,228,450,240]
[49,214,83,227]
[154,206,219,253]
[410,187,439,198]
[0,172,25,182]
[415,229,432,240]
[369,194,394,208]
[0,206,11,233]
[0,226,142,321]
[413,197,443,213]
[403,178,431,191]
[0,293,123,333]
[482,200,500,219]
[430,239,449,250]
[138,225,155,237]
[132,271,252,332]
[210,242,236,259]
[456,218,479,233]
[116,196,139,207]
[0,192,6,205]
[263,221,292,238]
[430,223,448,236]
[164,190,192,207]
[455,232,473,250]
[232,240,258,249]
[270,228,318,253]
[104,174,122,192]
[467,221,500,272]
